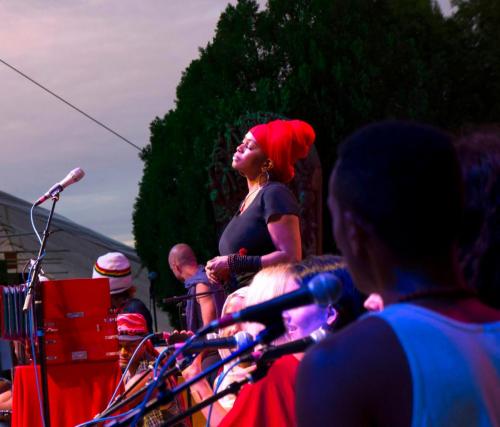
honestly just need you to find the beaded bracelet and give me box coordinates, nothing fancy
[227,254,262,274]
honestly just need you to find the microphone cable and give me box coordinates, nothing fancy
[206,358,243,427]
[106,332,156,409]
[30,203,43,245]
[76,334,160,427]
[130,331,202,426]
[75,409,135,427]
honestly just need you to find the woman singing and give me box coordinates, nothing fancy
[206,119,315,288]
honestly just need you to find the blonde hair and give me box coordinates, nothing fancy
[221,286,249,317]
[218,287,249,359]
[215,265,295,408]
[244,264,294,344]
[245,264,293,307]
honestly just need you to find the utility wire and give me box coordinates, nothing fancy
[0,57,142,151]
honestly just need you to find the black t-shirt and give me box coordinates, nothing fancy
[218,182,300,256]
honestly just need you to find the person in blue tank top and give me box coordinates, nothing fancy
[296,121,500,427]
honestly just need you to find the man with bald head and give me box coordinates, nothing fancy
[169,243,225,331]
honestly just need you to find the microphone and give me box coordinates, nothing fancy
[168,331,254,355]
[248,327,328,363]
[202,272,342,333]
[34,168,85,206]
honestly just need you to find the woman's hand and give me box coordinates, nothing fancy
[205,256,230,284]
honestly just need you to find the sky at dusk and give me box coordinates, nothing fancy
[0,0,451,247]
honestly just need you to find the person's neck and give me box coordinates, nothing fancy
[111,294,128,309]
[381,259,500,323]
[380,254,465,305]
[183,264,200,281]
[246,175,264,192]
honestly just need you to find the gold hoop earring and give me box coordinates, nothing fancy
[259,169,270,186]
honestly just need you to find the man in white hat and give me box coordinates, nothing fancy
[93,252,153,333]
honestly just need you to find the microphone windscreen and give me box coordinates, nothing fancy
[308,273,343,306]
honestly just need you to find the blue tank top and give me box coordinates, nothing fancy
[371,303,500,427]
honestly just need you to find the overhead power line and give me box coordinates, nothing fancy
[0,57,142,151]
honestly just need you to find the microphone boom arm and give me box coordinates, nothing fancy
[162,289,224,305]
[106,322,284,426]
[163,376,251,427]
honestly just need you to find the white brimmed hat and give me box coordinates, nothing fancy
[93,252,132,294]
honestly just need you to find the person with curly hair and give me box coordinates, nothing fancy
[455,126,500,308]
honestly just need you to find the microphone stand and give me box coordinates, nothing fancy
[164,290,226,331]
[162,289,225,305]
[95,356,194,420]
[162,353,278,427]
[23,196,60,427]
[148,272,158,332]
[163,377,251,427]
[108,321,285,426]
[97,369,156,419]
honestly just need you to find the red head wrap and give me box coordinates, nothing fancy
[248,119,315,183]
[117,313,148,341]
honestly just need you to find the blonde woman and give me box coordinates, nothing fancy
[182,265,293,425]
[218,256,357,427]
[184,259,361,427]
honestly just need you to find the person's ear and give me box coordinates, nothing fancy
[262,158,273,171]
[363,293,385,312]
[326,305,338,326]
[343,210,370,258]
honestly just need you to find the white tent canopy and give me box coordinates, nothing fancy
[0,190,170,331]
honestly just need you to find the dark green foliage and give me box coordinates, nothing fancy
[133,0,500,325]
[447,0,500,125]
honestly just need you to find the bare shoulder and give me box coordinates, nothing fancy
[296,316,412,427]
[195,282,210,291]
[196,282,212,302]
